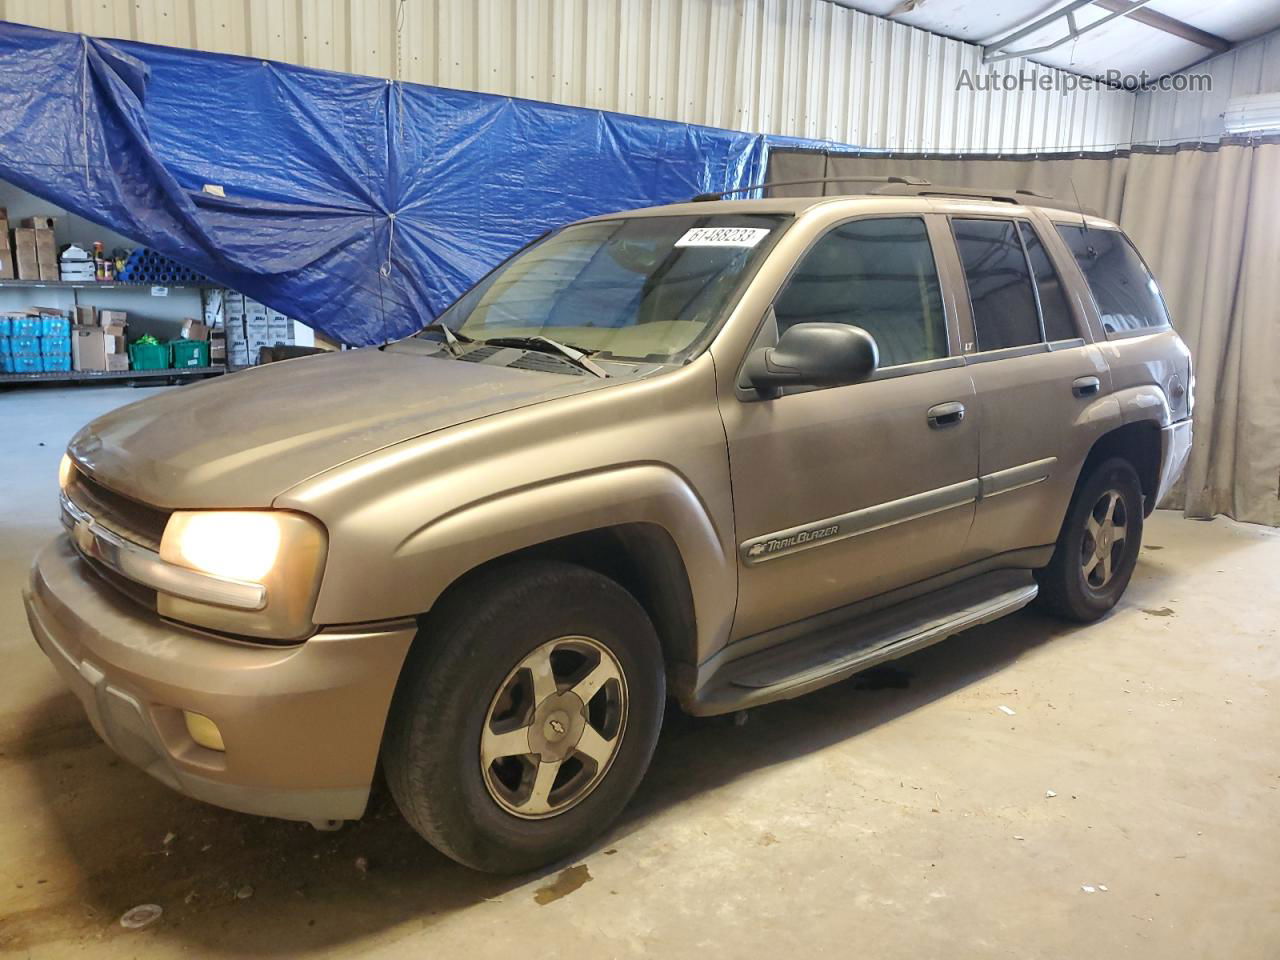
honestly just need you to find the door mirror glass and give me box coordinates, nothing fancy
[744,321,878,396]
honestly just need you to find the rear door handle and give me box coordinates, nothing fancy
[927,401,966,428]
[1072,376,1101,398]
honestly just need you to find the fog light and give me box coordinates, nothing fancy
[184,711,225,751]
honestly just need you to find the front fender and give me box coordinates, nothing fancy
[309,464,736,660]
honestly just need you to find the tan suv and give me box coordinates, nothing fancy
[25,182,1193,873]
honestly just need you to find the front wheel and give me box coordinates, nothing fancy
[383,560,665,873]
[1035,456,1144,622]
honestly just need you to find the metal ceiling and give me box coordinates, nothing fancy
[834,0,1280,82]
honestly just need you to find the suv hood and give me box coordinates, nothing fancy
[68,348,613,509]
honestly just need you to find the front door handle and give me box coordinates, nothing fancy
[927,401,966,428]
[1072,376,1101,398]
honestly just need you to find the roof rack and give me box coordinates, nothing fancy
[690,175,930,202]
[865,182,1096,215]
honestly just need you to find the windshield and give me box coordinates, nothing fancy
[433,214,788,362]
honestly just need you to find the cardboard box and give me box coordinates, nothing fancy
[0,247,13,281]
[20,216,55,231]
[34,229,57,281]
[106,354,129,372]
[99,310,127,337]
[104,333,126,355]
[74,305,96,327]
[180,318,209,341]
[13,228,38,280]
[72,326,108,371]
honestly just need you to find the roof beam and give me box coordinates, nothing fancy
[1092,0,1232,53]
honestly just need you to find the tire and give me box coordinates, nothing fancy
[1035,456,1144,623]
[383,559,665,874]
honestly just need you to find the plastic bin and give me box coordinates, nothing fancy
[0,316,11,337]
[10,355,41,374]
[41,354,72,373]
[170,339,210,368]
[128,341,170,370]
[0,337,10,355]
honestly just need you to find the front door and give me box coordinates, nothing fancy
[720,215,980,641]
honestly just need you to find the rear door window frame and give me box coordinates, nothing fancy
[943,212,1088,364]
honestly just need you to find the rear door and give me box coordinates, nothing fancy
[942,213,1110,558]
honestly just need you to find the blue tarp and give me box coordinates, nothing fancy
[0,21,841,345]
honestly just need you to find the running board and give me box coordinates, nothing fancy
[692,570,1038,715]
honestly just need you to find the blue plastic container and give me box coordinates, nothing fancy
[40,335,71,356]
[12,316,41,339]
[0,316,11,337]
[40,314,71,337]
[11,335,40,356]
[40,354,72,373]
[10,354,41,374]
[0,353,9,372]
[0,337,11,355]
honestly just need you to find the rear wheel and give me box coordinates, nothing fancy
[1036,457,1144,622]
[383,560,665,873]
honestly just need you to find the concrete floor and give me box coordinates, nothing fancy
[1,385,1277,959]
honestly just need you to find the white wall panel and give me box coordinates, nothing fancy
[0,0,1135,153]
[1133,28,1280,145]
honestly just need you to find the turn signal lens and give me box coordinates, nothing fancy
[184,711,225,751]
[163,512,282,582]
[58,454,74,490]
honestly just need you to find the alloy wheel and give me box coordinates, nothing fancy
[1081,488,1128,589]
[480,636,627,819]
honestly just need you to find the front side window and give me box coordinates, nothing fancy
[952,218,1041,350]
[773,217,947,368]
[1055,225,1171,333]
[435,214,787,362]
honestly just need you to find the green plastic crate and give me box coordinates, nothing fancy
[128,341,170,370]
[170,339,210,368]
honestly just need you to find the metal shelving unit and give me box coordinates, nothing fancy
[1,278,225,387]
[0,365,226,387]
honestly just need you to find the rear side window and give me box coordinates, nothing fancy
[1018,223,1077,341]
[773,217,947,367]
[952,219,1040,350]
[1055,225,1171,333]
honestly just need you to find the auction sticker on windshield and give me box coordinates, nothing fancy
[674,227,771,248]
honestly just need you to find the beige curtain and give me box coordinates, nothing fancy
[767,143,1280,526]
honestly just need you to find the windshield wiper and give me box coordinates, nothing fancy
[418,322,472,357]
[483,336,609,378]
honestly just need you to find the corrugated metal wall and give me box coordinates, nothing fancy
[1133,28,1280,145]
[0,0,1135,152]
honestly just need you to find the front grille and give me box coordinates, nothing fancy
[66,469,171,551]
[83,553,159,612]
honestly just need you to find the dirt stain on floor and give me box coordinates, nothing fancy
[534,865,592,905]
[1144,607,1177,617]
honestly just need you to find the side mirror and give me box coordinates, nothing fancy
[744,322,878,396]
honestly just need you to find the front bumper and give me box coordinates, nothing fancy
[1155,418,1193,508]
[24,536,415,823]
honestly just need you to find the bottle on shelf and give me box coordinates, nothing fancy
[93,242,106,282]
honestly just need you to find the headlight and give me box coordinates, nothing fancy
[159,511,327,641]
[163,512,282,581]
[59,454,74,490]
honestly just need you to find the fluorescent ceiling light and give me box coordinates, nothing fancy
[1223,93,1280,134]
